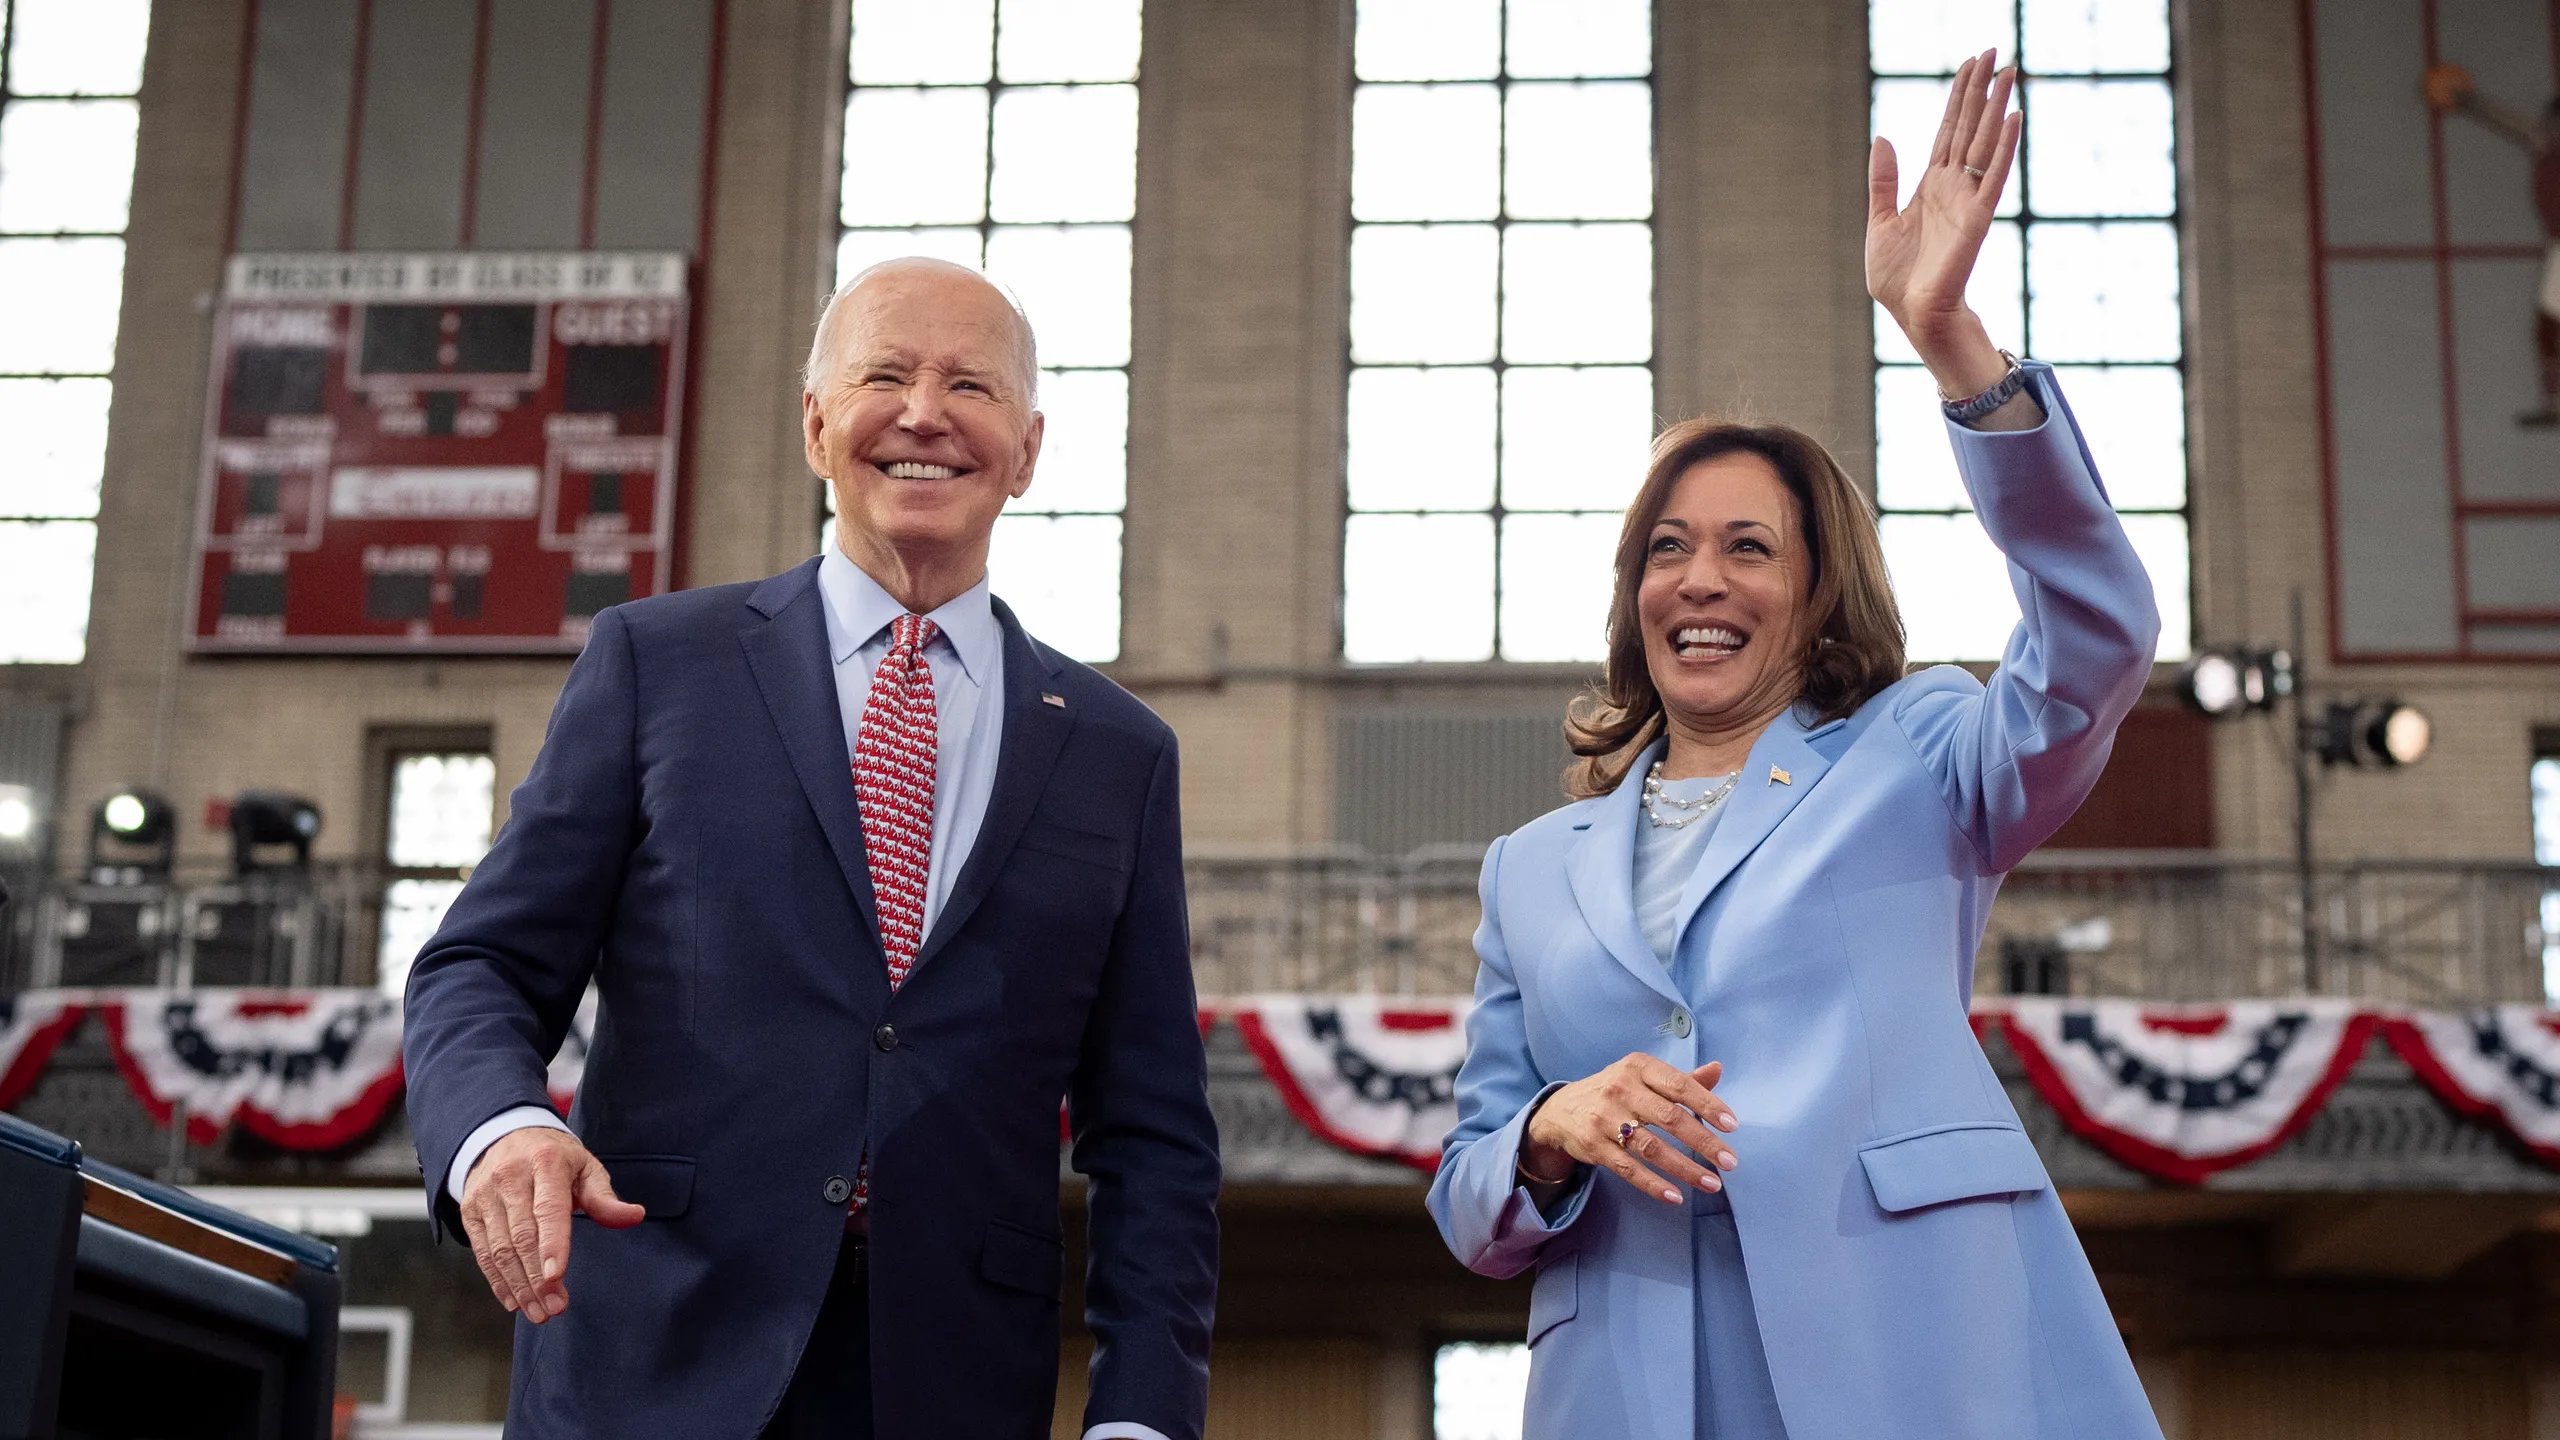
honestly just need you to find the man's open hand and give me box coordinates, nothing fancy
[458,1126,645,1321]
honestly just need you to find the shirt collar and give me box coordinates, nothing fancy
[817,548,999,686]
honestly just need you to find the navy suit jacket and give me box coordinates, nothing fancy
[402,558,1220,1439]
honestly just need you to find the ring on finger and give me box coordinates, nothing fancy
[1961,163,1986,178]
[1616,1120,1642,1148]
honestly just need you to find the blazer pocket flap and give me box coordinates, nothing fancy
[592,1154,694,1219]
[1857,1123,2049,1213]
[980,1218,1065,1299]
[1525,1252,1579,1346]
[1016,820,1129,872]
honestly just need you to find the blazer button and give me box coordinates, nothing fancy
[1670,1006,1693,1040]
[872,1023,898,1052]
[822,1175,852,1205]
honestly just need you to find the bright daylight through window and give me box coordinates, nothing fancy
[376,751,496,998]
[1343,0,1654,664]
[2535,753,2559,1001]
[1871,0,2192,663]
[0,0,148,665]
[831,0,1137,663]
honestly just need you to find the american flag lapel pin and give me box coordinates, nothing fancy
[1769,766,1792,786]
[1040,691,1067,708]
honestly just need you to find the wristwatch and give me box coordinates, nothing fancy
[1941,349,2028,424]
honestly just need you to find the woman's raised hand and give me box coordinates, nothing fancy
[1521,1055,1738,1205]
[1865,51,2021,399]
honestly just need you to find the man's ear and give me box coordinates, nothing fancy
[1009,410,1045,500]
[801,391,830,480]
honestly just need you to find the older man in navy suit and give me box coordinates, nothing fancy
[402,258,1219,1439]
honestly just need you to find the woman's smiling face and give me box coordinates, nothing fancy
[1635,451,1813,739]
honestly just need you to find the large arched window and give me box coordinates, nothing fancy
[831,0,1138,662]
[1870,0,2192,663]
[1341,0,1654,664]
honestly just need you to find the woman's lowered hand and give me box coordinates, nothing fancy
[1521,1055,1737,1205]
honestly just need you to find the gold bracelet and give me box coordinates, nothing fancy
[1516,1150,1573,1187]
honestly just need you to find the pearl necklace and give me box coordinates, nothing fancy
[1642,761,1739,829]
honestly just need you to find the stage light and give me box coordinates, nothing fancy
[0,784,33,845]
[2315,699,2431,769]
[2177,647,2292,717]
[2376,703,2431,766]
[229,790,322,873]
[87,788,176,881]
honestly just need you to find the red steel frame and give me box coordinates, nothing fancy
[2298,0,2560,664]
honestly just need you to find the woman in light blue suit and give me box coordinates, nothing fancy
[1427,56,2165,1440]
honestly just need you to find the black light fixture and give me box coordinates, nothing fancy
[2314,698,2431,769]
[2176,646,2293,717]
[88,788,176,881]
[229,790,322,874]
[0,782,34,856]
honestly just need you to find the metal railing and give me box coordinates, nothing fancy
[3,854,2551,1004]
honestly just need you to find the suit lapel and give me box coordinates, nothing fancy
[906,599,1072,977]
[737,559,881,941]
[1563,739,1687,1007]
[1667,708,1838,952]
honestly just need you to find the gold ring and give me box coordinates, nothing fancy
[1616,1120,1641,1148]
[1962,164,1986,178]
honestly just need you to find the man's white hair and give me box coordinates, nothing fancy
[801,257,1040,405]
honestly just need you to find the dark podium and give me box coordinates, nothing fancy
[0,1112,342,1440]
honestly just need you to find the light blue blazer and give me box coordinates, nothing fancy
[1427,366,2165,1440]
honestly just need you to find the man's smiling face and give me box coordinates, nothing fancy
[802,261,1044,577]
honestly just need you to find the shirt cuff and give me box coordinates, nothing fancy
[446,1105,574,1201]
[1082,1426,1175,1440]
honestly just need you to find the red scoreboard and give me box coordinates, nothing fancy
[189,252,692,653]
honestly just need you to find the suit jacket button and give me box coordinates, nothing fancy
[873,1023,898,1052]
[822,1175,852,1205]
[1670,1007,1693,1040]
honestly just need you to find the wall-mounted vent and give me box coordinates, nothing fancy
[1334,710,1573,855]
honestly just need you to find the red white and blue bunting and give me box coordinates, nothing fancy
[105,989,408,1149]
[2384,1007,2560,1166]
[547,986,599,1113]
[1977,998,2379,1183]
[1231,995,1471,1172]
[0,990,83,1110]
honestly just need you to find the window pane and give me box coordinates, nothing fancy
[1434,1342,1531,1440]
[7,0,150,96]
[850,0,994,84]
[2534,757,2560,863]
[1024,366,1126,512]
[990,512,1120,660]
[1502,222,1650,363]
[1504,82,1651,221]
[2047,364,2185,509]
[1876,217,2018,362]
[0,518,94,663]
[991,84,1138,223]
[2026,221,2180,362]
[2022,0,2170,75]
[986,223,1131,366]
[1353,83,1500,223]
[1344,512,1495,661]
[2117,511,2190,661]
[1505,0,1649,80]
[0,100,138,232]
[1355,0,1499,82]
[2024,79,2174,218]
[996,0,1143,83]
[1350,223,1497,364]
[1348,365,1495,512]
[1872,78,2019,216]
[387,753,496,868]
[0,237,122,373]
[1882,511,2018,662]
[841,89,990,227]
[836,225,985,286]
[1868,0,2015,76]
[1874,364,1966,511]
[378,878,465,999]
[0,377,109,518]
[1500,365,1652,512]
[1500,512,1617,661]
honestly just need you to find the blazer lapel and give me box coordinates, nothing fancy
[1667,708,1837,951]
[907,599,1072,977]
[1563,739,1687,1007]
[737,559,881,941]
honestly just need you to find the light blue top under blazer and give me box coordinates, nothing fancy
[1426,364,2167,1440]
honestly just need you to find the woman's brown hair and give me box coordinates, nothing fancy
[1563,419,1907,798]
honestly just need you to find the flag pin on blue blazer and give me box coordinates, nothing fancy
[1769,766,1792,786]
[1041,692,1066,708]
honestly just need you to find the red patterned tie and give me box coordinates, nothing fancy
[854,613,938,989]
[848,614,936,1221]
